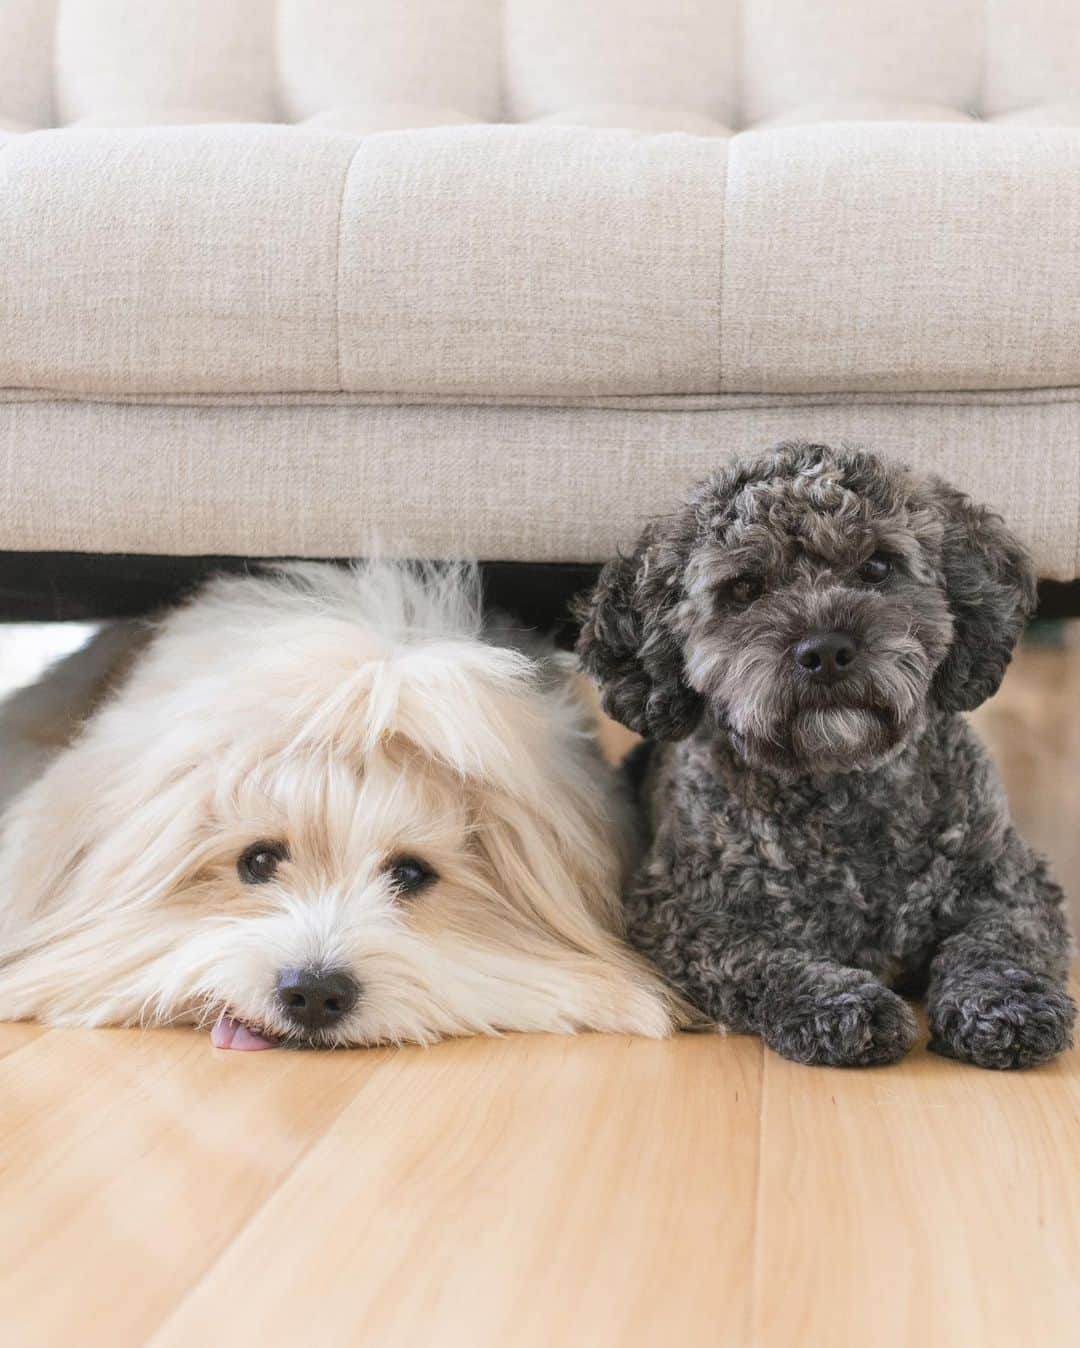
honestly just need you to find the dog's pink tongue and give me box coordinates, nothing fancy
[211,1014,276,1051]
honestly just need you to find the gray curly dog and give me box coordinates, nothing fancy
[578,443,1076,1069]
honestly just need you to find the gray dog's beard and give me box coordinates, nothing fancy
[696,648,934,776]
[692,651,933,775]
[723,677,929,776]
[732,703,915,777]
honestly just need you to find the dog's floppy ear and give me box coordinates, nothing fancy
[576,510,704,740]
[930,483,1037,712]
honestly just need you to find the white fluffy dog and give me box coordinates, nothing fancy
[0,563,675,1049]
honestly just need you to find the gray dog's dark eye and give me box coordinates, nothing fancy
[730,575,763,604]
[386,855,437,895]
[858,554,893,584]
[237,841,288,884]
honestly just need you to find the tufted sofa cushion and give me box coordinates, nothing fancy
[4,118,1080,399]
[3,1,1080,400]
[2,0,1078,132]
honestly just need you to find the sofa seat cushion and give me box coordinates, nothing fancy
[3,121,1080,401]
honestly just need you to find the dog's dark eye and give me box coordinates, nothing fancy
[730,575,763,604]
[386,855,437,896]
[237,841,288,885]
[858,554,893,585]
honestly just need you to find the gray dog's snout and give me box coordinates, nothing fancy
[793,631,858,682]
[276,967,359,1030]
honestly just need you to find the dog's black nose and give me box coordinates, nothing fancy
[276,967,359,1030]
[794,632,858,682]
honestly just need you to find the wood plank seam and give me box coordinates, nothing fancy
[141,1045,402,1342]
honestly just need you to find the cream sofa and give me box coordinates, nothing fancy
[2,0,1079,614]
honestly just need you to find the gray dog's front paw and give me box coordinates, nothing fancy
[762,978,917,1068]
[928,967,1076,1069]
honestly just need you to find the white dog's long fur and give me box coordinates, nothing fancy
[0,563,676,1045]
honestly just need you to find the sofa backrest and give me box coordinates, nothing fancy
[2,0,1080,135]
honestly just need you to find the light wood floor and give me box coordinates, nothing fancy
[2,627,1078,1348]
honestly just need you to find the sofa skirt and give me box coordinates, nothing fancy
[1,393,1077,580]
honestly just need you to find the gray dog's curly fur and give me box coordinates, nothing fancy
[578,442,1076,1069]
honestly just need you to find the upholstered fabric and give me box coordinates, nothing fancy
[4,1,1080,130]
[4,121,1080,399]
[336,127,726,397]
[1,397,1077,579]
[0,127,356,395]
[1,2,1079,574]
[720,125,1080,394]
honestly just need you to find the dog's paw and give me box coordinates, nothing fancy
[928,968,1076,1070]
[763,979,917,1068]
